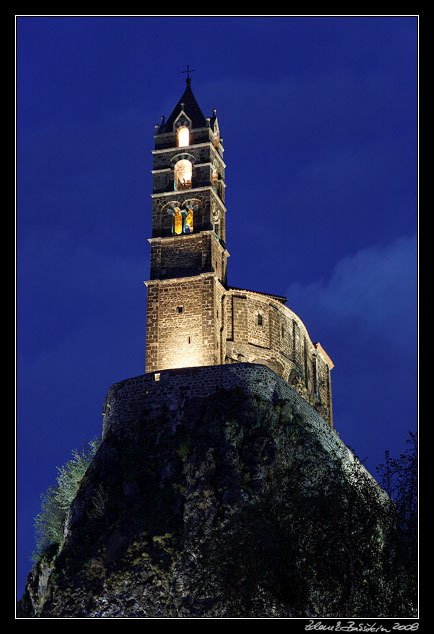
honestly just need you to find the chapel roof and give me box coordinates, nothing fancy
[227,286,289,305]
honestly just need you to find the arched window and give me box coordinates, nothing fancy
[257,313,263,326]
[184,207,193,233]
[174,159,192,191]
[212,169,218,192]
[167,205,194,235]
[173,208,183,235]
[177,126,189,148]
[212,210,220,238]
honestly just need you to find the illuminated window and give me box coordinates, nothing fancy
[183,207,193,233]
[212,210,220,238]
[177,126,189,147]
[174,159,192,191]
[168,206,193,235]
[173,208,183,235]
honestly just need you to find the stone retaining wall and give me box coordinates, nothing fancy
[102,363,351,473]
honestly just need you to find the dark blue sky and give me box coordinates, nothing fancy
[16,16,418,599]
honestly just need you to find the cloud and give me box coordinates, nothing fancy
[286,233,417,354]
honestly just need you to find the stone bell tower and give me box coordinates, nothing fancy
[145,73,229,373]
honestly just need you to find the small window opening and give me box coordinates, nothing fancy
[257,313,263,326]
[177,126,189,147]
[178,306,183,313]
[188,336,191,344]
[154,373,160,382]
[212,211,220,238]
[173,208,182,235]
[182,207,193,233]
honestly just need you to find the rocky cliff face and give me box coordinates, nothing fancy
[18,367,410,618]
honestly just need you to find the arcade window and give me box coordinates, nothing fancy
[168,206,193,235]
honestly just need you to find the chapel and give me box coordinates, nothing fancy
[145,75,334,427]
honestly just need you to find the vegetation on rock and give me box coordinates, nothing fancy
[32,438,101,563]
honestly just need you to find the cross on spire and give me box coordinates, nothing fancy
[182,65,195,84]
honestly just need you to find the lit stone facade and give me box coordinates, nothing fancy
[145,78,334,427]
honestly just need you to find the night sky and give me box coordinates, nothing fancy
[16,16,418,599]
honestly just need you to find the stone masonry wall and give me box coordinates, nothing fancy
[149,232,226,283]
[146,280,333,424]
[224,290,334,426]
[101,363,350,482]
[145,274,224,374]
